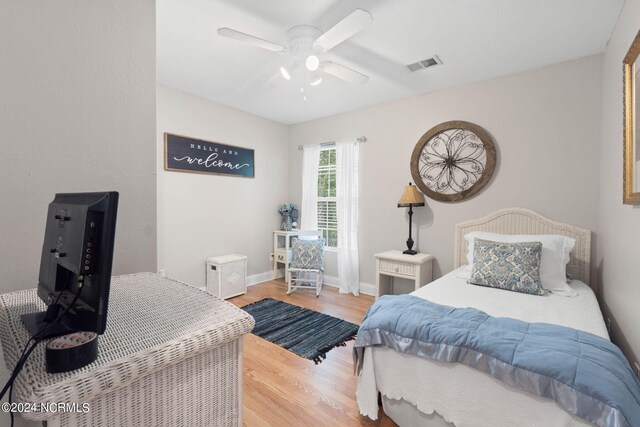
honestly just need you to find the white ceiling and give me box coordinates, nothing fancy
[157,0,623,125]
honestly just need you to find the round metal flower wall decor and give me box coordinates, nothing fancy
[410,121,497,202]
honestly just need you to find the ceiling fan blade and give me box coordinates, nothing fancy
[321,61,369,85]
[315,9,372,51]
[217,28,286,53]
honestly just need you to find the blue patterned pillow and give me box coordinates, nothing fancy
[468,238,546,296]
[290,238,326,270]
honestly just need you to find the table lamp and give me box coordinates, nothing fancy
[397,182,425,255]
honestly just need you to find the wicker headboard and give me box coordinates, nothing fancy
[454,208,592,285]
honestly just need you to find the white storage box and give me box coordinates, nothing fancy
[206,254,248,299]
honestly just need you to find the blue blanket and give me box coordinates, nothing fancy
[354,295,640,427]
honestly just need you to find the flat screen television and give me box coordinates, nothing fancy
[21,192,118,338]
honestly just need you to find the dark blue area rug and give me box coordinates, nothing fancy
[241,298,360,364]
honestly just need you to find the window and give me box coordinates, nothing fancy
[317,146,338,248]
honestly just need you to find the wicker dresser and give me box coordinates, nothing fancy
[0,273,254,427]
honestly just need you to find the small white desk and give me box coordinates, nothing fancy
[375,250,434,298]
[273,230,300,283]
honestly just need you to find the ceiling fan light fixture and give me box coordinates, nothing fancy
[280,66,291,80]
[309,75,323,86]
[217,8,373,94]
[305,55,320,71]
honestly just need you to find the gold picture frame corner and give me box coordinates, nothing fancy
[622,29,640,205]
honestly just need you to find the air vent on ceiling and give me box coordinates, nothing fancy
[406,55,442,72]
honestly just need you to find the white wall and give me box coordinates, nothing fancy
[0,1,156,425]
[0,1,157,289]
[290,55,603,288]
[157,85,289,289]
[597,0,640,364]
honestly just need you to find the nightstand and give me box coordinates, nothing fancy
[374,250,434,298]
[273,230,301,283]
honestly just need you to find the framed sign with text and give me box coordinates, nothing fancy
[164,133,255,178]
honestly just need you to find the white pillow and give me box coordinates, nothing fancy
[463,231,577,297]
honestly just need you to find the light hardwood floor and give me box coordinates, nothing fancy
[230,279,396,427]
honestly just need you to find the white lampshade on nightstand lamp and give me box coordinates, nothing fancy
[397,182,425,255]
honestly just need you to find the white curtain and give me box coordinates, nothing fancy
[336,140,360,295]
[301,145,320,230]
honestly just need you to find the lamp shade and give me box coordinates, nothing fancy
[398,183,425,207]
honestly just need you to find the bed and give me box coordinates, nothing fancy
[356,208,611,427]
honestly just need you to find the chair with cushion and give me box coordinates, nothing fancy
[287,236,325,296]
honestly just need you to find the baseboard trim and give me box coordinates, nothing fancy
[322,274,340,287]
[323,275,375,296]
[247,271,375,296]
[247,271,282,286]
[359,282,376,296]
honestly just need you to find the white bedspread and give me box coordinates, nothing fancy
[357,267,609,427]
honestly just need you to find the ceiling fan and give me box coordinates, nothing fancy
[217,9,373,89]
